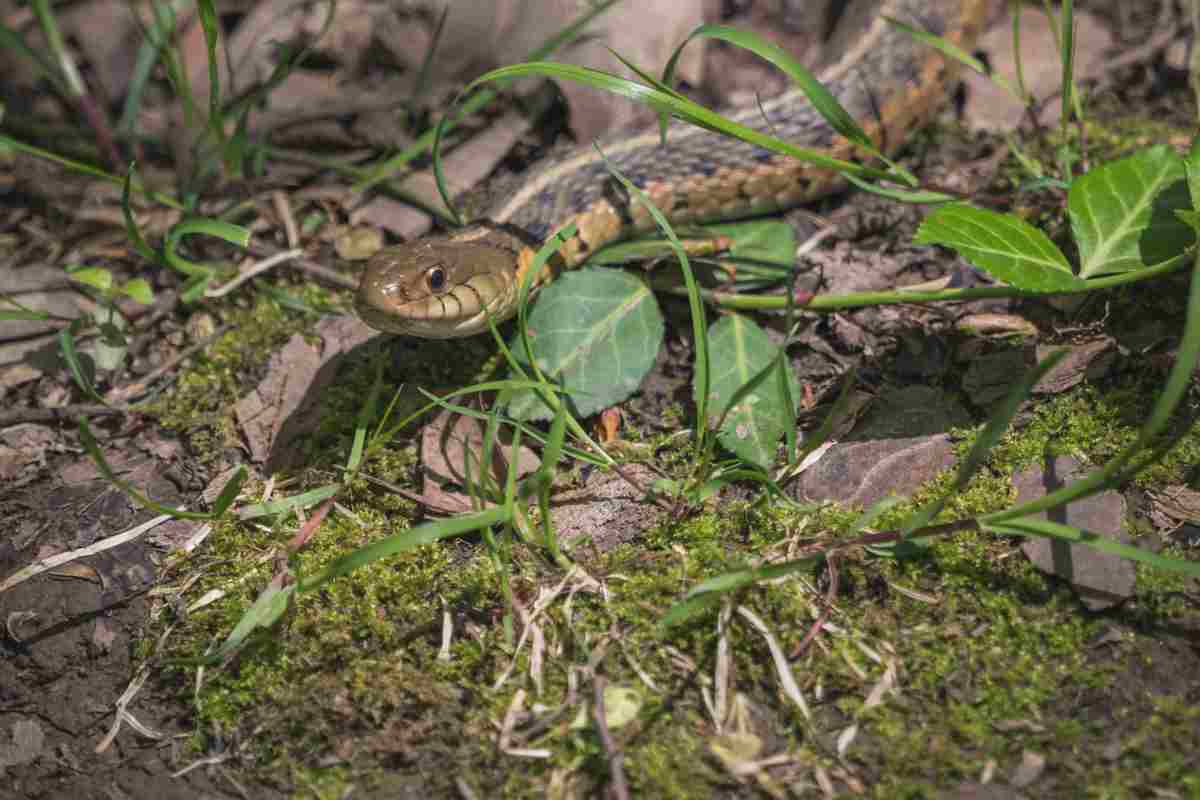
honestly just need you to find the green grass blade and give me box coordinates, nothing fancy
[457,63,894,182]
[117,0,180,134]
[986,516,1200,578]
[666,24,877,153]
[885,15,1023,104]
[296,506,511,592]
[346,352,386,473]
[122,163,163,263]
[196,0,222,136]
[984,228,1200,524]
[79,419,236,520]
[58,323,104,404]
[354,0,622,193]
[0,19,66,95]
[183,575,296,666]
[0,134,183,209]
[899,349,1067,536]
[596,145,708,452]
[238,485,342,520]
[661,556,823,628]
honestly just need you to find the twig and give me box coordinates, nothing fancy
[0,514,172,594]
[105,322,232,404]
[205,249,304,299]
[790,554,839,660]
[0,403,131,427]
[592,676,630,800]
[358,472,484,517]
[245,243,358,290]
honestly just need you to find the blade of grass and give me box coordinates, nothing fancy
[354,0,623,192]
[900,349,1068,536]
[238,484,342,521]
[663,24,880,155]
[296,506,510,592]
[595,145,710,455]
[58,323,104,405]
[988,516,1200,578]
[886,14,1024,105]
[0,134,184,209]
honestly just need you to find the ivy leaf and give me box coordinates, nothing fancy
[702,314,798,468]
[506,268,664,421]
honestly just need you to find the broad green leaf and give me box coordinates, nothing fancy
[1069,145,1195,277]
[701,314,798,468]
[505,268,664,421]
[914,203,1083,291]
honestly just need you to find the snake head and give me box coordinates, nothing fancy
[355,230,524,339]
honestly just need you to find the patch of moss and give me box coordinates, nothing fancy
[143,183,1199,795]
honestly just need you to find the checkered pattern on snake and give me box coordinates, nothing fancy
[356,0,986,338]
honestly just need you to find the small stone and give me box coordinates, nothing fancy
[1013,456,1136,610]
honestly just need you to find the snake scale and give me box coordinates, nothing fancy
[356,0,986,339]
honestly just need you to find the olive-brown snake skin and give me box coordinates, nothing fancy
[356,0,986,338]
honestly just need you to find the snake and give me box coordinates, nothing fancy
[355,0,987,339]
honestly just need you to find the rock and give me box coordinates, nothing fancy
[1012,455,1136,610]
[550,464,662,552]
[791,385,970,507]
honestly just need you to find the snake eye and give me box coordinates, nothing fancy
[426,266,447,293]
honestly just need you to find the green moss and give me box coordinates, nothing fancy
[141,110,1200,795]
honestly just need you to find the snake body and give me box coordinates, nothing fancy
[356,0,986,338]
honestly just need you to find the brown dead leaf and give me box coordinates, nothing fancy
[393,0,706,142]
[351,110,535,240]
[964,6,1113,130]
[1148,485,1200,530]
[236,315,379,468]
[419,408,541,512]
[48,562,102,584]
[549,463,660,551]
